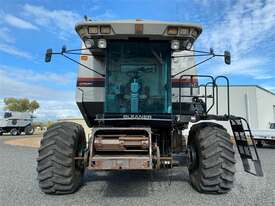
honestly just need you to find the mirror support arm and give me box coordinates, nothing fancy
[172,56,214,78]
[62,53,105,77]
[171,48,231,78]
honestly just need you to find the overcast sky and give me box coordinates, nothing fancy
[0,0,274,121]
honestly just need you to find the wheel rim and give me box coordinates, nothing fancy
[187,145,197,170]
[11,129,18,135]
[75,141,86,173]
[28,128,34,134]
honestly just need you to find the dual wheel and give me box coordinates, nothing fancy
[10,128,20,136]
[188,122,236,194]
[10,125,34,136]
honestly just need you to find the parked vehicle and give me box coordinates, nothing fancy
[253,123,275,147]
[0,111,34,136]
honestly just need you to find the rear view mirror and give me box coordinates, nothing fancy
[45,48,53,62]
[224,51,231,65]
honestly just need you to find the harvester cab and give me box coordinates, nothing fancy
[38,19,263,195]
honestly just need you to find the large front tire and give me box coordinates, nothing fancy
[188,122,236,194]
[37,122,86,194]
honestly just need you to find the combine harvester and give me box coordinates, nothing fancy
[37,19,263,195]
[0,111,34,136]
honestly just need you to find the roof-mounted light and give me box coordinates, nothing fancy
[98,39,107,48]
[171,40,180,50]
[167,27,178,35]
[179,27,189,35]
[191,29,198,38]
[84,39,94,49]
[100,25,111,34]
[88,26,98,34]
[78,27,87,36]
[183,40,193,50]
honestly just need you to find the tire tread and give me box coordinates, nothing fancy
[188,122,236,194]
[37,122,86,195]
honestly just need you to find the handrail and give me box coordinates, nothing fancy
[214,76,230,116]
[177,74,215,115]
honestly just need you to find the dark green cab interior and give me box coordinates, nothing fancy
[105,40,172,114]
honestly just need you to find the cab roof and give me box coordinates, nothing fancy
[75,19,202,41]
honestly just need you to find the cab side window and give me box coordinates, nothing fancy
[4,112,12,118]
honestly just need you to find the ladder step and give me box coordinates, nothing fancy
[229,118,263,176]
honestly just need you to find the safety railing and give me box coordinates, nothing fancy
[177,74,230,116]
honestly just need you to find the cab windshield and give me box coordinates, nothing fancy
[105,40,171,114]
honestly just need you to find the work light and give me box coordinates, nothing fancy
[179,28,189,35]
[191,29,198,38]
[171,40,180,50]
[183,40,193,50]
[100,26,111,34]
[167,27,178,35]
[84,39,94,48]
[98,39,107,48]
[78,27,87,36]
[88,26,98,34]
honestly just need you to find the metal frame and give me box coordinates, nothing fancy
[177,74,231,116]
[176,73,263,176]
[88,127,152,170]
[178,74,215,115]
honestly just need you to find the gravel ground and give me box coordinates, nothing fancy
[0,135,275,206]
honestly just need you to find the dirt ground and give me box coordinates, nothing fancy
[3,134,41,148]
[0,132,274,206]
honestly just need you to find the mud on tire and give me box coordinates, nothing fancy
[37,122,86,194]
[188,122,236,194]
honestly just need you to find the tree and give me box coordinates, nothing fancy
[3,98,40,113]
[29,100,40,112]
